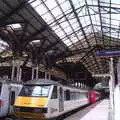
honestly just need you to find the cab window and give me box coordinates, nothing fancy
[19,85,51,97]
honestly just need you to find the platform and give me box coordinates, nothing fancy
[64,99,109,120]
[80,99,109,120]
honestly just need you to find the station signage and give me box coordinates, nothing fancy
[96,50,120,58]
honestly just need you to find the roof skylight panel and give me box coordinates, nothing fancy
[103,16,109,24]
[64,26,73,34]
[94,14,101,30]
[111,14,120,25]
[56,30,66,39]
[81,41,89,48]
[75,31,83,37]
[108,32,118,38]
[53,27,63,34]
[50,24,60,31]
[88,6,97,15]
[51,6,63,18]
[84,16,91,25]
[111,23,119,30]
[111,0,120,6]
[42,12,54,24]
[69,17,77,25]
[94,25,101,32]
[60,21,69,29]
[100,1,110,7]
[34,3,48,16]
[71,23,80,31]
[30,0,41,7]
[44,0,57,9]
[71,37,79,43]
[87,0,98,5]
[60,0,72,14]
[72,0,81,9]
[91,15,100,26]
[72,0,85,8]
[85,26,93,35]
[63,39,72,46]
[60,20,73,34]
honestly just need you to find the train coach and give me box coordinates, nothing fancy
[14,79,89,119]
[88,91,101,103]
[0,81,22,117]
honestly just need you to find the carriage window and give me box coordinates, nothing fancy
[70,92,75,100]
[65,90,70,101]
[51,86,57,99]
[10,91,15,105]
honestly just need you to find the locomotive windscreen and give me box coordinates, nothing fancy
[19,85,51,97]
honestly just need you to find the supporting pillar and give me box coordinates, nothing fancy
[32,65,39,80]
[11,60,15,81]
[19,67,22,82]
[109,57,115,120]
[45,72,48,80]
[32,67,35,80]
[48,72,51,80]
[36,65,39,79]
[11,59,23,82]
[16,60,22,82]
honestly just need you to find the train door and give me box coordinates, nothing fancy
[9,91,15,114]
[59,87,64,112]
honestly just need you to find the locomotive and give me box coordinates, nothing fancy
[14,79,101,119]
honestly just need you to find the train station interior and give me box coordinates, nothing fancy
[0,0,120,120]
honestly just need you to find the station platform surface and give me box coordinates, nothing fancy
[80,99,109,120]
[64,99,109,120]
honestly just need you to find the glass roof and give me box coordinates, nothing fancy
[0,0,120,74]
[29,0,120,48]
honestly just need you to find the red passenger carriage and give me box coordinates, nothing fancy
[88,91,101,103]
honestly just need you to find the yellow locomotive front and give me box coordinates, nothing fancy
[14,84,51,119]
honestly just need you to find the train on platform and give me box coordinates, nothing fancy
[13,79,101,120]
[0,81,22,117]
[88,91,101,103]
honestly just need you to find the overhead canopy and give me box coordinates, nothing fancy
[0,0,120,74]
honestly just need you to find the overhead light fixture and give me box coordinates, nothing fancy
[29,40,41,45]
[31,40,40,43]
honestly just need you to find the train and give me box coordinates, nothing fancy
[88,91,101,103]
[14,79,101,119]
[0,81,22,117]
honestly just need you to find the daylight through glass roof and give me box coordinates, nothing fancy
[0,0,120,74]
[29,0,120,48]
